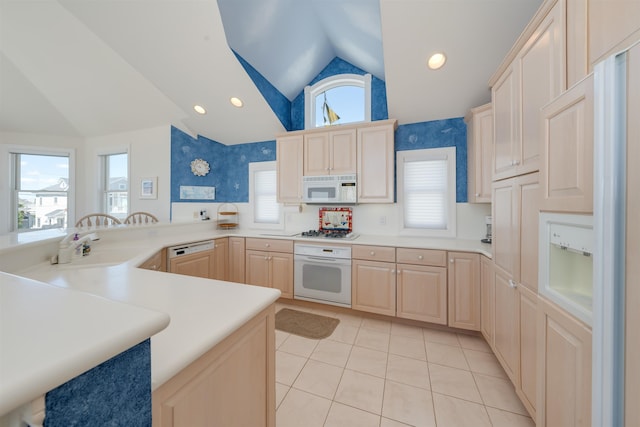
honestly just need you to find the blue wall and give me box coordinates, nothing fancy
[171,127,275,204]
[45,339,151,426]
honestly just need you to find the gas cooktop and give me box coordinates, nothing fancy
[298,229,359,240]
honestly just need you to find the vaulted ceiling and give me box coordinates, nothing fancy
[0,0,542,145]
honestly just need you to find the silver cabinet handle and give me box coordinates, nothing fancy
[370,251,375,256]
[475,193,480,197]
[450,259,454,263]
[508,279,518,289]
[265,243,270,247]
[418,255,423,260]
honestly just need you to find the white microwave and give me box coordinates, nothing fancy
[302,174,357,204]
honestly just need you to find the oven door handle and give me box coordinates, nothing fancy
[295,255,351,265]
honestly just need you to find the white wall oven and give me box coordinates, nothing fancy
[294,244,351,307]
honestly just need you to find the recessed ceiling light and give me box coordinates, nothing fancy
[230,97,244,108]
[193,105,206,114]
[427,52,447,70]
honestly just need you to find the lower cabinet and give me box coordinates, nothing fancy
[138,248,167,272]
[480,255,495,346]
[228,237,245,283]
[245,238,293,299]
[493,265,519,383]
[397,263,447,324]
[518,284,538,418]
[352,259,396,316]
[168,250,215,279]
[447,252,480,331]
[537,296,592,427]
[213,238,228,281]
[152,305,275,427]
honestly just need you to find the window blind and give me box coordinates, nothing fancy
[253,169,279,223]
[403,157,448,229]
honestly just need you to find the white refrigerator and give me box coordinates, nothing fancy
[592,40,640,427]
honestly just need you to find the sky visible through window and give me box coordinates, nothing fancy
[19,154,69,191]
[314,85,364,127]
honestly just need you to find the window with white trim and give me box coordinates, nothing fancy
[304,74,371,129]
[249,161,282,229]
[397,147,457,237]
[100,152,128,220]
[9,148,73,232]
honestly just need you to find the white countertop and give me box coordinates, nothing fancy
[0,222,490,417]
[0,272,170,416]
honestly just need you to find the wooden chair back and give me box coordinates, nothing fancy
[124,212,159,225]
[75,213,122,228]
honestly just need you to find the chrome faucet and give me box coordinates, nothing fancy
[57,232,100,264]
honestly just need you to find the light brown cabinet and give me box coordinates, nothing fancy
[212,238,228,281]
[465,103,493,203]
[541,73,594,213]
[480,255,495,347]
[276,134,303,203]
[228,237,245,283]
[518,284,538,418]
[352,259,397,316]
[493,265,520,383]
[491,1,572,182]
[589,0,640,65]
[537,297,592,427]
[447,252,480,331]
[303,128,356,176]
[168,250,215,279]
[245,238,293,299]
[356,120,396,203]
[138,248,167,272]
[152,305,275,427]
[396,248,448,325]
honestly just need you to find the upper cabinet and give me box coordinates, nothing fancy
[588,0,640,65]
[276,119,397,204]
[303,128,357,176]
[540,73,594,213]
[357,121,397,203]
[490,0,588,182]
[465,103,493,202]
[276,134,304,204]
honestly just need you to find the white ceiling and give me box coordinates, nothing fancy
[0,0,542,145]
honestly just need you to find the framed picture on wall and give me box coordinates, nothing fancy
[140,177,158,199]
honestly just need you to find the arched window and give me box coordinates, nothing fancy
[304,74,371,129]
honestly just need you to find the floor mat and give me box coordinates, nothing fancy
[275,308,340,339]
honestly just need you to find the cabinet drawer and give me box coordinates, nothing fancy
[352,245,396,262]
[245,238,293,253]
[396,248,447,267]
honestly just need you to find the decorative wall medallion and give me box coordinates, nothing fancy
[190,158,210,176]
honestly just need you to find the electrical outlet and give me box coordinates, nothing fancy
[379,215,387,225]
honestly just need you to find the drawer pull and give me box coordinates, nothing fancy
[508,279,518,289]
[450,259,454,263]
[265,243,270,247]
[418,255,423,260]
[370,251,375,256]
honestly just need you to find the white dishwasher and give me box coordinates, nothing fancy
[167,240,215,278]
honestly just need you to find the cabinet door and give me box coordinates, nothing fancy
[519,285,538,417]
[397,264,447,325]
[518,172,540,292]
[492,63,520,180]
[329,128,357,174]
[517,2,564,176]
[245,250,270,288]
[447,252,481,331]
[213,238,228,281]
[467,103,493,202]
[493,266,519,383]
[589,0,640,65]
[492,178,517,276]
[168,251,215,279]
[352,259,396,316]
[270,252,293,299]
[277,134,303,203]
[541,73,594,213]
[228,237,245,283]
[139,249,166,272]
[480,255,495,346]
[537,297,592,427]
[303,133,330,175]
[357,122,395,203]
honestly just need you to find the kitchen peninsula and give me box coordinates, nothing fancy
[1,220,489,425]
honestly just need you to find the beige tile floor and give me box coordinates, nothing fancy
[275,302,535,427]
